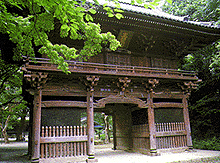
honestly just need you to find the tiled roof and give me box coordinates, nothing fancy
[97,1,220,29]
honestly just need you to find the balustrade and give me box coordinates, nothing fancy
[24,57,197,80]
[40,125,87,159]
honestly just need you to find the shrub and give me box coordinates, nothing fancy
[193,137,220,151]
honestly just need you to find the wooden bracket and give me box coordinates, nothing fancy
[116,77,131,94]
[142,79,159,93]
[80,75,100,92]
[24,71,48,89]
[178,81,200,96]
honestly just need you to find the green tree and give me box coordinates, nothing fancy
[163,0,220,26]
[163,0,220,140]
[0,59,28,143]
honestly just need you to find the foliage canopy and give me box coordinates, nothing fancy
[163,0,220,139]
[0,0,171,73]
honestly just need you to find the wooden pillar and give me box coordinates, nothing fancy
[87,90,95,158]
[183,95,193,149]
[31,89,42,162]
[147,91,157,155]
[86,90,98,162]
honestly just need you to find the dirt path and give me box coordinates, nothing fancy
[0,141,30,163]
[0,142,220,163]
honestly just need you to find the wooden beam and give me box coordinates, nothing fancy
[156,131,187,137]
[153,92,184,99]
[153,102,183,108]
[40,136,87,144]
[41,101,87,108]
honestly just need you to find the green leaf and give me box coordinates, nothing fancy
[85,14,93,22]
[61,24,69,30]
[107,13,114,18]
[115,13,124,20]
[114,9,124,13]
[76,7,86,12]
[144,4,155,9]
[136,0,143,4]
[150,2,159,6]
[89,8,96,14]
[104,7,113,13]
[166,0,172,4]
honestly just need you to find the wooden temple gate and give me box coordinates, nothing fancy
[23,60,197,162]
[20,2,220,162]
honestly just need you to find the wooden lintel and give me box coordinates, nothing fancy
[41,101,88,108]
[40,136,88,144]
[153,93,184,99]
[153,102,183,108]
[156,131,187,137]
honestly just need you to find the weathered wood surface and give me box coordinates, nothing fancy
[96,95,148,108]
[153,102,183,108]
[40,126,87,159]
[41,101,87,108]
[156,135,187,149]
[155,122,185,132]
[40,136,87,144]
[23,57,197,80]
[32,89,42,161]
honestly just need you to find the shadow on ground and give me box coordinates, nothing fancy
[0,142,30,163]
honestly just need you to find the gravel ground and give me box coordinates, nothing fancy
[0,142,220,163]
[95,147,220,163]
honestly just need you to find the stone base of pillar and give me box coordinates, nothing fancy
[31,158,39,163]
[86,158,98,163]
[150,149,160,156]
[186,146,194,151]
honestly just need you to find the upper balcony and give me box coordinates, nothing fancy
[23,57,198,81]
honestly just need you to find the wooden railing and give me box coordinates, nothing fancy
[132,123,187,150]
[156,135,187,149]
[155,122,187,149]
[155,122,185,132]
[40,126,87,159]
[24,57,197,80]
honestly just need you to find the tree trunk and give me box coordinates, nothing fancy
[104,114,109,144]
[2,128,9,143]
[0,115,11,144]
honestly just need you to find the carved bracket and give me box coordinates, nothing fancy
[24,71,48,89]
[116,77,131,94]
[80,75,100,92]
[178,81,199,96]
[142,79,159,93]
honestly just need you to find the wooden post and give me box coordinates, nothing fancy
[182,95,193,149]
[147,91,157,155]
[86,90,97,162]
[31,89,42,162]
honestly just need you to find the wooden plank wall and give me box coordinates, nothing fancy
[40,126,87,160]
[115,105,133,150]
[132,124,150,151]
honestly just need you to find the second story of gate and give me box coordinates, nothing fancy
[22,2,220,81]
